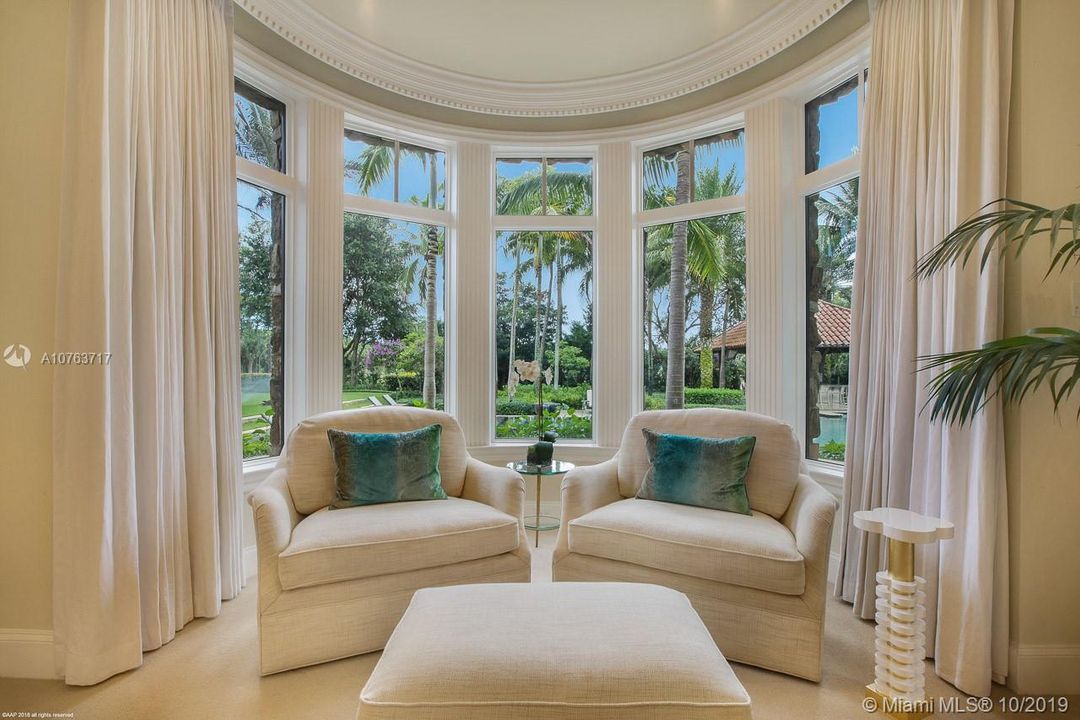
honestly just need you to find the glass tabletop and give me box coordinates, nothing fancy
[506,460,576,476]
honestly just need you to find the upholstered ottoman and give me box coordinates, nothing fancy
[357,582,752,720]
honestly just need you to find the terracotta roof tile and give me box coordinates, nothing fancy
[712,301,850,351]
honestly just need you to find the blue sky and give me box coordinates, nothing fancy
[813,84,859,169]
[343,136,446,209]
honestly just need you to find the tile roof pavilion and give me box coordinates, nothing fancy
[711,300,851,352]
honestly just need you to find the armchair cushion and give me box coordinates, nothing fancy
[278,497,519,590]
[618,410,801,519]
[568,498,805,595]
[282,408,469,514]
[327,424,446,509]
[637,429,754,515]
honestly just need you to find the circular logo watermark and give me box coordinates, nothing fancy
[3,344,31,369]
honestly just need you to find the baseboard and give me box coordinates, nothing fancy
[243,544,258,580]
[1008,642,1080,695]
[0,628,56,679]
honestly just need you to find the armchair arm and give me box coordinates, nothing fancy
[247,469,300,610]
[554,458,622,561]
[782,472,839,610]
[461,457,526,523]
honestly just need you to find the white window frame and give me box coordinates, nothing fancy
[490,147,598,445]
[632,117,748,415]
[341,118,457,415]
[234,69,302,474]
[797,69,867,484]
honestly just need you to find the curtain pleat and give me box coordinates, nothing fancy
[836,0,1012,696]
[53,0,239,686]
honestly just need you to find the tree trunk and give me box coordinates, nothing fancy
[665,149,691,409]
[421,159,440,409]
[269,196,286,455]
[539,255,554,366]
[534,235,543,363]
[698,281,715,388]
[506,243,521,399]
[718,290,731,389]
[422,225,438,408]
[554,240,563,389]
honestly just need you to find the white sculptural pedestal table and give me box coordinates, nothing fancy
[853,507,954,720]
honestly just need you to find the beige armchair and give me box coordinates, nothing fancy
[248,408,531,675]
[553,409,837,681]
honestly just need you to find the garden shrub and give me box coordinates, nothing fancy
[683,388,745,406]
[819,440,846,461]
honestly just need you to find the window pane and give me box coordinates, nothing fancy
[496,158,543,215]
[237,179,286,459]
[234,80,285,171]
[643,213,747,410]
[805,178,858,463]
[642,141,689,210]
[495,231,593,441]
[342,213,445,410]
[545,158,593,216]
[693,129,745,201]
[344,130,395,201]
[805,76,859,173]
[399,143,446,210]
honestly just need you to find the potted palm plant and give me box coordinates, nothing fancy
[917,200,1079,423]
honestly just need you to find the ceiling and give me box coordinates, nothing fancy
[292,0,785,84]
[237,0,855,117]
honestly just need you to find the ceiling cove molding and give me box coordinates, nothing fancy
[235,0,854,118]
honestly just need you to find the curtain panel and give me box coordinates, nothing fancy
[837,0,1012,696]
[53,0,241,686]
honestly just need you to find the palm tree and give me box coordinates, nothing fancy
[666,150,692,407]
[690,168,743,387]
[346,142,442,407]
[916,199,1080,423]
[814,178,859,306]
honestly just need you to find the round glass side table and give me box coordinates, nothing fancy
[507,460,575,548]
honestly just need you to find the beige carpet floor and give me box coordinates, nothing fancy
[2,532,1075,720]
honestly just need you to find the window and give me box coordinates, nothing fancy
[496,157,594,216]
[234,79,285,171]
[643,213,747,410]
[805,181,857,463]
[344,130,445,210]
[341,214,445,410]
[805,76,859,173]
[493,153,595,441]
[234,78,288,460]
[495,231,594,440]
[642,129,744,210]
[803,74,863,464]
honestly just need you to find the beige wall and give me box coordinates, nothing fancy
[0,0,70,631]
[1004,0,1080,695]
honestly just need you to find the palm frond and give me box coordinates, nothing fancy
[346,144,394,195]
[915,199,1079,279]
[919,328,1080,424]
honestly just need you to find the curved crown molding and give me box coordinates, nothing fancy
[236,0,854,118]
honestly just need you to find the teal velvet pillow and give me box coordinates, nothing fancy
[636,428,755,515]
[327,424,447,509]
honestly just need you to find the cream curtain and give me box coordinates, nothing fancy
[53,0,241,686]
[836,0,1012,696]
